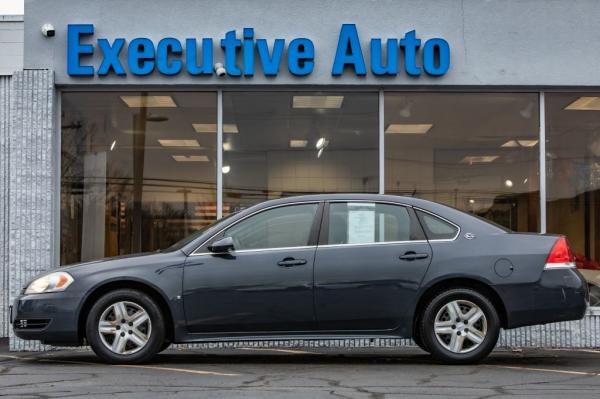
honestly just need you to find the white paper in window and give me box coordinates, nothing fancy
[347,203,375,244]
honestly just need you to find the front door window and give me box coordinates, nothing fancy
[223,203,319,250]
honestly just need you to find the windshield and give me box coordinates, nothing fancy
[162,212,238,252]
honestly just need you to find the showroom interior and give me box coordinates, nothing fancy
[59,90,598,306]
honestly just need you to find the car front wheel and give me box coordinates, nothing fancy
[419,288,500,364]
[86,289,165,364]
[412,329,430,353]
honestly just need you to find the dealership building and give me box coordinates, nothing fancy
[1,0,600,350]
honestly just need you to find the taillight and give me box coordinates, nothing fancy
[544,236,576,270]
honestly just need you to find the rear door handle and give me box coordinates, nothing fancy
[399,252,429,261]
[277,257,307,267]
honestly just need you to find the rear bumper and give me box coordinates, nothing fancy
[12,291,82,346]
[502,268,588,329]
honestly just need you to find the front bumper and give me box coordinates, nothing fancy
[501,268,589,329]
[12,291,82,346]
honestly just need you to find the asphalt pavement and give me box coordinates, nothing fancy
[1,339,600,398]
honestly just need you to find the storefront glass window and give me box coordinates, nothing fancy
[222,92,379,212]
[385,93,540,232]
[546,93,600,306]
[60,92,217,264]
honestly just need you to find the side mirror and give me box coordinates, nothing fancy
[208,236,235,253]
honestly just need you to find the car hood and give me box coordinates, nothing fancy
[59,251,161,271]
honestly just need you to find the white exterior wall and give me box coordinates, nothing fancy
[0,15,23,76]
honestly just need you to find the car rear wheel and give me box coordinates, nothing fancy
[86,289,165,364]
[419,288,500,364]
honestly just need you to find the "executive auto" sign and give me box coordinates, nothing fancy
[67,24,450,78]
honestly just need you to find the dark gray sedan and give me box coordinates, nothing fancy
[12,194,588,364]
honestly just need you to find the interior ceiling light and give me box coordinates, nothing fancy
[224,124,239,133]
[172,155,209,162]
[385,123,433,134]
[223,142,232,151]
[316,137,329,158]
[110,140,116,151]
[292,95,344,109]
[222,165,231,174]
[518,140,538,147]
[315,137,329,150]
[158,139,201,148]
[501,140,519,148]
[501,139,539,148]
[192,123,239,133]
[460,155,499,164]
[289,139,308,148]
[504,179,514,188]
[120,95,177,108]
[565,96,600,111]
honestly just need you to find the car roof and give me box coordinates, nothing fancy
[251,193,432,208]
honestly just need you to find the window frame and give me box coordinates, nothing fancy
[318,200,427,247]
[190,201,324,255]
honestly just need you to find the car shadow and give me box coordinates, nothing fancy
[21,347,598,368]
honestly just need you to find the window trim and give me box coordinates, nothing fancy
[413,207,461,242]
[189,201,323,256]
[319,200,427,247]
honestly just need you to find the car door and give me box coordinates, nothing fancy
[183,202,322,334]
[314,201,433,336]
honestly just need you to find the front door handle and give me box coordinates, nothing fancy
[399,252,429,261]
[277,257,307,267]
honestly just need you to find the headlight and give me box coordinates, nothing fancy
[25,272,74,294]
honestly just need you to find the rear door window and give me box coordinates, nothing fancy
[327,202,414,245]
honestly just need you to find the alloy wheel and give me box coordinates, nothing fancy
[98,301,152,355]
[434,299,487,354]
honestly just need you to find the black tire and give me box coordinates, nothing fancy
[86,289,165,364]
[412,328,430,353]
[419,288,500,364]
[159,340,172,353]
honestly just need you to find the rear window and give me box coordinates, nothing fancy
[416,210,459,240]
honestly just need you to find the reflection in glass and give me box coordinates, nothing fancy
[385,93,540,232]
[546,93,600,306]
[224,204,318,250]
[61,92,217,264]
[222,92,379,213]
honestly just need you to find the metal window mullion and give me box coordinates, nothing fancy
[539,91,546,233]
[54,89,61,266]
[217,90,223,220]
[378,90,384,194]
